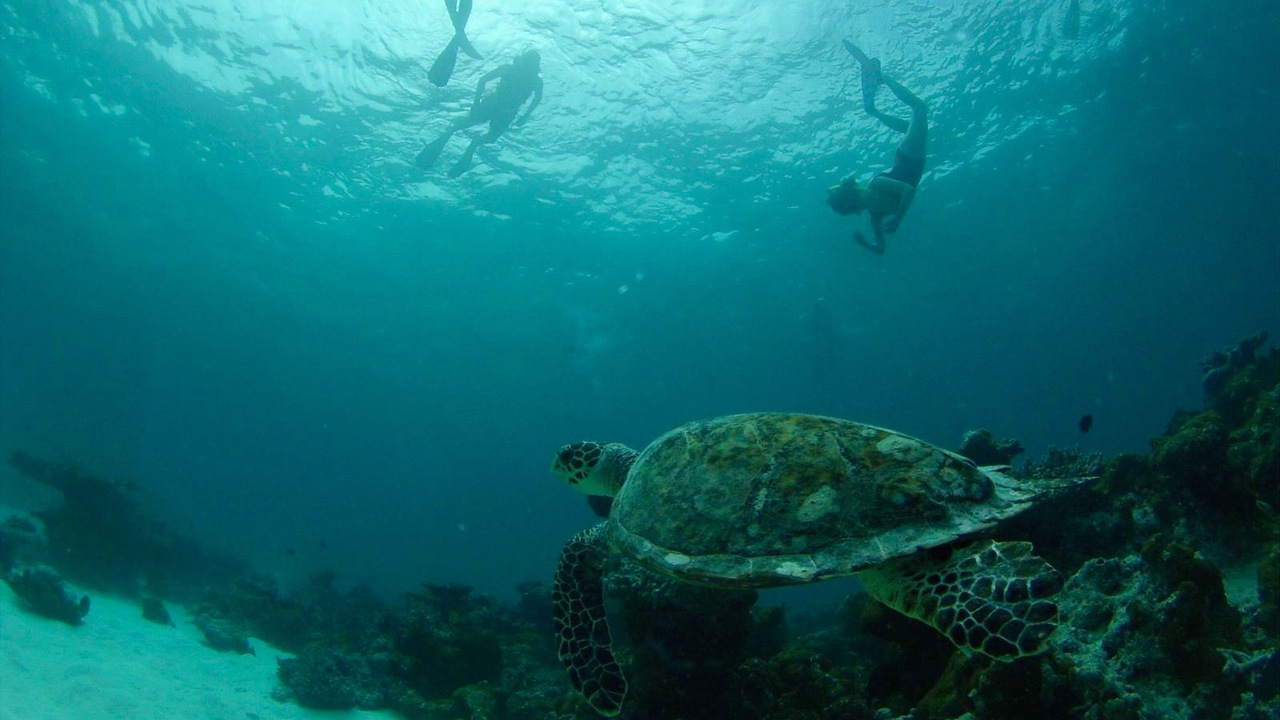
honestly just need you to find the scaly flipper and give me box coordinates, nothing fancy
[860,539,1063,659]
[553,523,627,716]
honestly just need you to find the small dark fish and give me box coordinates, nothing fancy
[1078,414,1093,434]
[284,547,297,557]
[428,0,483,87]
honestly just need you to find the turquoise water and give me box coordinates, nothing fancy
[1,0,1276,599]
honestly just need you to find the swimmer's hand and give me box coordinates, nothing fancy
[884,217,900,233]
[854,231,866,245]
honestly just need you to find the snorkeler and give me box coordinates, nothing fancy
[416,49,544,178]
[827,40,929,255]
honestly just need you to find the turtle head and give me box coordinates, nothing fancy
[552,441,637,498]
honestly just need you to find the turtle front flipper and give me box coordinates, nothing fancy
[553,522,627,716]
[860,539,1063,659]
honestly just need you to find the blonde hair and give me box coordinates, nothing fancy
[826,176,864,215]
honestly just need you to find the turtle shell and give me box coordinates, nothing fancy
[608,413,1041,588]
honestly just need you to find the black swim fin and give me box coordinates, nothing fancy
[429,0,481,86]
[842,39,873,66]
[428,35,460,87]
[416,135,450,169]
[451,0,483,60]
[447,143,477,178]
[843,39,882,109]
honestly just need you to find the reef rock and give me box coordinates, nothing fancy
[1052,536,1245,720]
[957,428,1025,466]
[3,565,90,625]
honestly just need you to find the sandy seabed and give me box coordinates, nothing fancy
[0,581,395,720]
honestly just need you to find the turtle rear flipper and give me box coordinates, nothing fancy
[860,539,1062,659]
[553,522,628,716]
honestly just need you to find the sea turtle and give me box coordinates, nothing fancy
[550,413,1093,716]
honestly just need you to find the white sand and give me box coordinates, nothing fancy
[0,581,396,720]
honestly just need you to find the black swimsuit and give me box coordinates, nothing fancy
[878,150,925,188]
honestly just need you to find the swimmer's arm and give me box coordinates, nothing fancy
[870,176,915,232]
[473,67,504,101]
[855,215,887,255]
[515,78,544,127]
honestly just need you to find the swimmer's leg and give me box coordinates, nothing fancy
[883,76,928,159]
[418,115,481,170]
[447,114,514,178]
[448,138,481,178]
[416,132,452,169]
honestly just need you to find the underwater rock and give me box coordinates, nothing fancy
[1222,648,1280,707]
[957,428,1025,466]
[1258,546,1280,635]
[1154,370,1278,511]
[1201,331,1267,381]
[737,647,867,719]
[448,681,509,720]
[140,595,174,626]
[7,451,247,600]
[916,652,1082,720]
[0,511,46,572]
[1202,332,1278,428]
[598,555,758,719]
[1139,536,1243,683]
[1226,382,1280,508]
[1152,411,1229,492]
[851,593,954,712]
[195,570,384,653]
[1052,536,1246,720]
[7,450,139,516]
[3,565,90,625]
[194,612,255,655]
[747,604,788,660]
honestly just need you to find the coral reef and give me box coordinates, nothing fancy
[240,577,566,718]
[3,565,90,625]
[1201,331,1270,421]
[195,571,361,652]
[273,647,390,710]
[601,558,760,718]
[1258,546,1280,634]
[4,331,1274,720]
[6,451,247,600]
[391,583,506,700]
[1050,537,1246,719]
